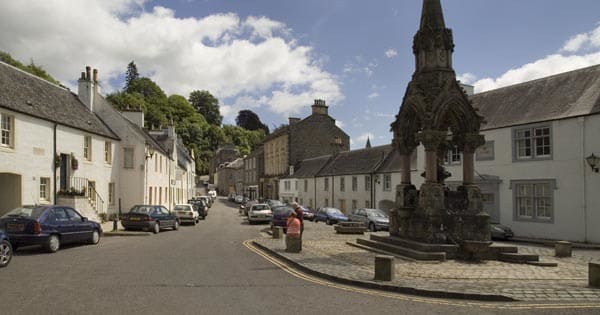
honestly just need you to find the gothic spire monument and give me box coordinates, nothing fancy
[389,0,490,250]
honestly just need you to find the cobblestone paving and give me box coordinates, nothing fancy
[254,222,600,302]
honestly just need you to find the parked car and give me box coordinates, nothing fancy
[199,195,212,208]
[0,205,102,253]
[270,205,294,232]
[173,204,199,225]
[235,195,244,204]
[300,207,315,221]
[208,190,217,200]
[121,205,179,234]
[188,199,208,219]
[267,199,284,208]
[247,203,272,224]
[491,224,514,240]
[0,230,13,267]
[314,207,348,225]
[347,208,389,232]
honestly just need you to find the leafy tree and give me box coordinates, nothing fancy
[0,51,60,85]
[235,109,269,134]
[222,125,265,156]
[125,61,139,91]
[106,91,146,111]
[189,90,223,126]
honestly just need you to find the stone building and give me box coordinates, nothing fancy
[209,143,239,184]
[262,99,349,200]
[243,144,263,200]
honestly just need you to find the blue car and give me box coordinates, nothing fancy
[0,205,102,253]
[270,205,294,232]
[314,207,348,225]
[0,230,12,267]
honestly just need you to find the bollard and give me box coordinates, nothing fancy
[555,241,572,257]
[272,227,283,239]
[374,255,394,281]
[590,263,600,288]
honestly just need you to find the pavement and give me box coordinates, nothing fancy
[251,220,600,303]
[97,214,600,303]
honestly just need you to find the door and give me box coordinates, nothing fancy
[65,207,92,242]
[60,154,69,191]
[0,173,21,215]
[51,208,75,244]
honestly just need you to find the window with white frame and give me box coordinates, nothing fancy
[304,180,308,192]
[124,147,134,169]
[108,182,115,205]
[324,178,329,191]
[352,176,357,191]
[514,125,551,160]
[383,174,392,191]
[443,146,461,165]
[39,177,50,201]
[513,180,554,221]
[340,177,345,192]
[294,180,298,190]
[365,175,371,191]
[0,113,14,148]
[284,180,291,191]
[104,141,112,164]
[83,136,92,161]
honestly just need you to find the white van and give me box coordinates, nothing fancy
[208,190,217,200]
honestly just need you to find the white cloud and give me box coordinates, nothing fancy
[0,0,342,121]
[368,92,379,99]
[353,132,374,148]
[335,120,344,128]
[468,24,600,93]
[385,49,398,58]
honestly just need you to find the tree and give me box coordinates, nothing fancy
[189,90,223,126]
[235,109,269,134]
[0,51,60,85]
[125,61,139,92]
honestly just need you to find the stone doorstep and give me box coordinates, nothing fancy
[370,234,458,257]
[498,252,540,263]
[346,241,422,262]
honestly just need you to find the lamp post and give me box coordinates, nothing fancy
[586,153,599,173]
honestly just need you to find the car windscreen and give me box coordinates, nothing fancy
[174,205,191,211]
[273,207,293,215]
[326,208,343,215]
[269,200,284,207]
[3,206,46,218]
[252,205,269,210]
[129,206,153,214]
[367,210,387,218]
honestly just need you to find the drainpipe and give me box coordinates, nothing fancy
[314,177,317,209]
[331,175,335,208]
[580,117,588,242]
[53,123,57,204]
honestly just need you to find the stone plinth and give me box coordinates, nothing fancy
[272,227,283,239]
[590,263,600,288]
[555,241,572,257]
[374,255,395,281]
[285,235,302,253]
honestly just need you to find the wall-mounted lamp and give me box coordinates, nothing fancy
[146,147,155,159]
[586,153,599,173]
[374,174,381,184]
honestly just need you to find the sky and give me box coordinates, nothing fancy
[1,0,600,149]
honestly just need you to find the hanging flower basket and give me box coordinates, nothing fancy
[54,155,61,169]
[71,157,79,170]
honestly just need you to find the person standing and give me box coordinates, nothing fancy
[285,211,302,252]
[291,202,304,235]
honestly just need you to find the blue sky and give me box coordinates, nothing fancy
[2,0,600,149]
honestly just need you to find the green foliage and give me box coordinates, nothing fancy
[125,61,139,91]
[0,51,60,85]
[236,109,269,134]
[222,125,265,156]
[189,90,223,126]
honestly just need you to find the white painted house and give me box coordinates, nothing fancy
[439,65,600,243]
[0,62,119,218]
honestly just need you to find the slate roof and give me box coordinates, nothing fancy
[0,61,119,140]
[285,155,332,179]
[472,64,600,130]
[318,145,392,176]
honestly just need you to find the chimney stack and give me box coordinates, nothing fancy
[311,99,328,115]
[78,65,95,112]
[288,117,300,125]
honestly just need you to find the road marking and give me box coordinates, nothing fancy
[244,240,600,310]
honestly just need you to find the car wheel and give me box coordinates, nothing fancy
[46,234,60,253]
[326,218,331,225]
[0,240,12,268]
[89,229,100,245]
[192,219,197,226]
[369,222,376,232]
[173,220,179,231]
[153,222,160,234]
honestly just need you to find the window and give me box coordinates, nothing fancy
[160,156,163,173]
[155,156,158,172]
[352,200,357,211]
[324,178,329,191]
[149,186,153,204]
[1,113,13,148]
[304,180,308,192]
[39,177,50,201]
[294,180,298,190]
[324,198,329,207]
[514,126,551,160]
[365,200,371,208]
[83,136,92,161]
[512,180,554,222]
[365,176,371,191]
[444,146,461,165]
[352,177,357,191]
[383,174,392,191]
[108,183,115,205]
[104,142,112,164]
[66,208,83,222]
[124,147,134,169]
[284,180,291,191]
[340,177,345,192]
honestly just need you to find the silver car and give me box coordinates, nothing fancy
[347,208,389,232]
[247,203,272,224]
[173,204,199,225]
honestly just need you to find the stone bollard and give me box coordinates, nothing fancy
[590,263,600,288]
[285,235,302,253]
[272,227,283,239]
[555,241,572,257]
[374,255,394,281]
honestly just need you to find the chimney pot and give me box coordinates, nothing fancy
[93,69,98,83]
[85,66,91,80]
[80,72,85,80]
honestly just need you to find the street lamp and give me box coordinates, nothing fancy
[586,153,599,173]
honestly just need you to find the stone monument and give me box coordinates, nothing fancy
[389,0,490,257]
